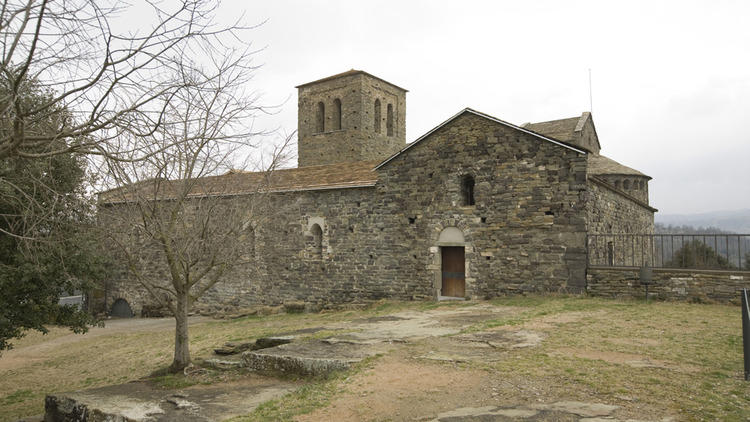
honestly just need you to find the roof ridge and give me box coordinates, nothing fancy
[375,108,587,170]
[574,111,590,133]
[295,70,408,92]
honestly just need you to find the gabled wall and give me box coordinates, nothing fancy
[576,115,600,154]
[101,111,593,315]
[375,112,590,295]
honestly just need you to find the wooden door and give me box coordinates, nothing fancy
[441,247,465,297]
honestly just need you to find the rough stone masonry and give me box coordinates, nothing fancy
[99,70,656,316]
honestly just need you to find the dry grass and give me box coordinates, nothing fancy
[0,297,748,422]
[0,310,353,421]
[479,297,748,421]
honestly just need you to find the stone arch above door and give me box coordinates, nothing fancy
[432,220,472,244]
[432,226,472,299]
[438,226,465,245]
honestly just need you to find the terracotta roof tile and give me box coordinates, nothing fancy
[100,161,379,203]
[588,154,649,178]
[295,69,408,92]
[522,116,581,142]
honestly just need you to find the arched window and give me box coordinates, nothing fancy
[614,180,621,190]
[332,98,342,130]
[640,180,645,190]
[386,103,394,137]
[246,225,256,261]
[315,102,325,133]
[374,99,381,133]
[311,224,323,258]
[461,175,475,206]
[623,179,631,190]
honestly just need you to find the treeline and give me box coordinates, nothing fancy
[655,223,735,235]
[653,223,749,270]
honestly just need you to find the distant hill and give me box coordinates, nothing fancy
[655,209,750,234]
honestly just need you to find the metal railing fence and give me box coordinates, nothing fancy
[587,234,750,270]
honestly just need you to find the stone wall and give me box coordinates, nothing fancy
[297,72,406,167]
[586,177,654,234]
[100,111,593,315]
[376,111,589,296]
[587,267,750,304]
[586,177,655,267]
[593,174,650,204]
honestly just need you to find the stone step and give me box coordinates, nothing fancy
[241,340,385,377]
[213,335,296,356]
[204,357,243,370]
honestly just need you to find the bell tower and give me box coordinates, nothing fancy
[296,70,407,167]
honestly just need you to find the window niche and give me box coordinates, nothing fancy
[315,102,325,133]
[310,223,323,259]
[374,99,381,133]
[461,175,475,206]
[386,103,394,137]
[332,98,342,130]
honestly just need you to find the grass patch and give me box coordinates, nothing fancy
[229,377,340,422]
[1,297,747,421]
[149,373,200,389]
[1,390,34,406]
[227,355,381,422]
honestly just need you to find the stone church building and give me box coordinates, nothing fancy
[103,70,656,315]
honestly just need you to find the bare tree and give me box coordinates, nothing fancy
[101,53,292,371]
[0,0,276,350]
[0,0,256,160]
[0,0,265,240]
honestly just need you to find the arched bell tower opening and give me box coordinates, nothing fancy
[296,70,407,167]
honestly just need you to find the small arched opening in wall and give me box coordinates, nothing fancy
[111,298,134,318]
[461,175,475,206]
[386,103,394,137]
[311,223,323,258]
[315,101,325,133]
[437,227,466,299]
[623,179,631,190]
[374,99,381,133]
[614,179,621,190]
[332,98,342,130]
[241,220,256,262]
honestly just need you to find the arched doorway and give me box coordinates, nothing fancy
[438,227,466,298]
[111,298,134,318]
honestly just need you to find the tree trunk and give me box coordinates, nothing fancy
[170,294,191,373]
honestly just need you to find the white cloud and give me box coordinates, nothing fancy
[202,0,750,213]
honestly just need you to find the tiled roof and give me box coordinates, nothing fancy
[376,108,586,170]
[588,154,649,178]
[295,69,408,92]
[522,116,581,142]
[100,160,379,204]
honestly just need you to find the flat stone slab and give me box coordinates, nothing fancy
[456,329,544,349]
[431,402,674,421]
[45,379,295,422]
[242,340,388,377]
[254,335,295,349]
[433,401,619,421]
[213,341,255,355]
[203,357,243,370]
[326,305,509,344]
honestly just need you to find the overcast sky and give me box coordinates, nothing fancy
[209,0,749,215]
